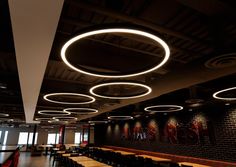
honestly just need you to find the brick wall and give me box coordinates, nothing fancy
[94,105,236,162]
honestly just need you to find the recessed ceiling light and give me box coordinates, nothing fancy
[61,28,170,78]
[0,113,9,117]
[108,116,133,120]
[213,87,236,101]
[225,103,230,106]
[38,110,71,116]
[43,93,95,104]
[89,82,152,99]
[63,108,98,114]
[144,105,183,113]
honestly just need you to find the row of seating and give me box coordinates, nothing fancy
[87,148,180,167]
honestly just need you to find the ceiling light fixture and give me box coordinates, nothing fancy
[35,118,54,121]
[0,113,9,117]
[63,108,98,114]
[38,110,71,116]
[90,82,152,99]
[88,120,108,124]
[52,116,78,121]
[213,87,236,101]
[108,116,133,120]
[61,28,170,78]
[48,120,68,124]
[144,105,183,113]
[44,93,95,104]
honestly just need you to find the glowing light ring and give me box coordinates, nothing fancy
[108,116,133,120]
[63,108,98,114]
[48,120,68,124]
[88,120,108,124]
[35,118,54,121]
[144,105,183,113]
[38,110,71,116]
[90,82,152,99]
[44,93,95,104]
[53,117,78,121]
[61,28,170,78]
[213,87,236,101]
[0,113,9,117]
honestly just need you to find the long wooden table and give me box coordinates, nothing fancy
[179,162,211,167]
[69,156,112,167]
[0,146,18,152]
[0,152,13,166]
[113,150,136,155]
[137,154,171,162]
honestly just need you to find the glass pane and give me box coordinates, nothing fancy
[28,133,38,144]
[55,133,59,144]
[74,132,81,144]
[47,133,56,144]
[18,132,28,145]
[0,131,2,141]
[3,131,8,145]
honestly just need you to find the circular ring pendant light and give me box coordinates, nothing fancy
[89,82,152,99]
[35,118,53,121]
[63,108,98,114]
[0,113,9,117]
[43,93,95,104]
[88,120,108,124]
[108,116,133,120]
[53,116,78,121]
[213,87,236,101]
[144,105,183,113]
[38,110,71,116]
[61,28,170,78]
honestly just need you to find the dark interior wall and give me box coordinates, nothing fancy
[94,105,236,163]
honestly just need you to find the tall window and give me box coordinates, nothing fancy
[47,133,59,144]
[55,133,59,144]
[28,133,38,144]
[18,132,29,144]
[74,132,81,144]
[0,131,2,141]
[3,131,8,145]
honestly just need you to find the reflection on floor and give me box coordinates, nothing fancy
[18,152,53,167]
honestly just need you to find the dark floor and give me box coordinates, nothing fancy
[18,152,53,167]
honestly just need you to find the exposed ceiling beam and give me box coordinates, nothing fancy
[61,17,208,59]
[9,0,64,123]
[66,0,209,47]
[79,64,236,121]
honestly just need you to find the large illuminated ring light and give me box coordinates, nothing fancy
[53,116,78,120]
[213,87,236,101]
[61,28,170,78]
[88,120,108,124]
[90,82,152,99]
[44,93,95,104]
[108,116,133,120]
[0,113,9,117]
[38,110,71,116]
[35,118,53,121]
[144,105,183,113]
[64,108,98,114]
